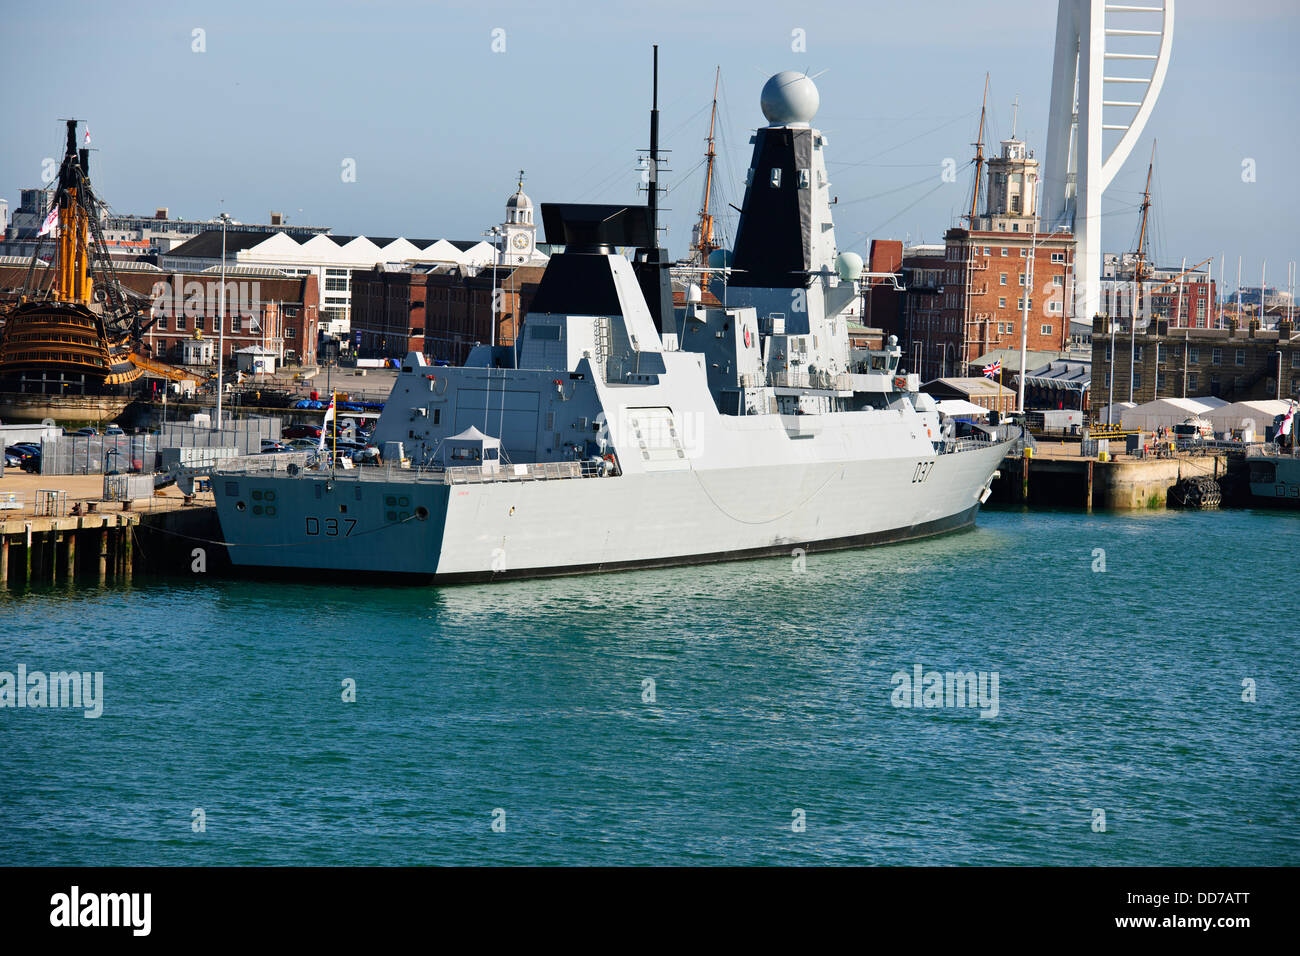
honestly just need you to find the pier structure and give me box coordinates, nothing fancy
[992,439,1226,510]
[0,471,219,588]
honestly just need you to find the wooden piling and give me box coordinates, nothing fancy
[122,527,133,579]
[64,532,76,579]
[96,527,107,583]
[0,536,8,590]
[1021,456,1030,503]
[1085,459,1094,513]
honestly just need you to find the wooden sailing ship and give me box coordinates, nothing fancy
[0,120,156,392]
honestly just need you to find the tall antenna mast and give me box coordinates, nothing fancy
[692,66,721,265]
[966,74,990,223]
[647,44,661,246]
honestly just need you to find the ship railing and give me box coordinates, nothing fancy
[214,454,608,484]
[939,437,991,455]
[1244,442,1297,459]
[445,459,602,483]
[767,370,853,391]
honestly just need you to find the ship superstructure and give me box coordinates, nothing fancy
[212,67,1018,582]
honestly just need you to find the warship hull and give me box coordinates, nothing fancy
[212,435,1010,583]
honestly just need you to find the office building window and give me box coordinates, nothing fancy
[998,297,1006,308]
[1040,324,1052,335]
[1235,349,1245,366]
[1000,273,1008,285]
[1188,373,1198,391]
[1211,348,1222,365]
[1190,348,1200,364]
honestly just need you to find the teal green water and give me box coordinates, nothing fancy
[2,507,1297,865]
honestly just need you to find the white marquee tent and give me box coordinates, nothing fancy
[1118,397,1228,431]
[1204,399,1292,439]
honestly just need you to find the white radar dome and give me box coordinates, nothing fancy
[835,251,863,282]
[760,71,820,126]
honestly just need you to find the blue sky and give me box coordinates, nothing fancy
[4,0,1296,291]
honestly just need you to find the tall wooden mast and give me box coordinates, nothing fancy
[692,66,721,265]
[1133,141,1155,293]
[966,74,990,223]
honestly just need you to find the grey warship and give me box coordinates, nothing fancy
[211,68,1020,582]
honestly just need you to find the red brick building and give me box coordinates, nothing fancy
[351,263,545,365]
[880,136,1075,381]
[142,271,319,368]
[0,265,319,367]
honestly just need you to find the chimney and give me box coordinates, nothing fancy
[155,207,168,220]
[270,212,283,226]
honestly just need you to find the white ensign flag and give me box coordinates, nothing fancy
[37,207,59,237]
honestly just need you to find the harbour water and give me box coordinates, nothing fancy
[2,507,1297,866]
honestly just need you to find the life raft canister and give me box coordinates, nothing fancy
[744,327,752,348]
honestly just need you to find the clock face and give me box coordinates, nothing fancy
[511,232,530,250]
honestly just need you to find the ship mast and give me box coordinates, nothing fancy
[965,74,990,223]
[1133,141,1155,314]
[692,67,721,266]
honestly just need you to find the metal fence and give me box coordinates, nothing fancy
[40,435,160,476]
[159,417,281,455]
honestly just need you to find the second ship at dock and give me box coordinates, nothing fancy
[211,70,1019,582]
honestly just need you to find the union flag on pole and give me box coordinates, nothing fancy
[37,206,59,237]
[982,360,1002,379]
[1279,401,1295,438]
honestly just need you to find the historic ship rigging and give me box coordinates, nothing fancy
[0,120,161,394]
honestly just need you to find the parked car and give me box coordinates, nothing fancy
[20,451,41,473]
[6,444,37,462]
[74,427,98,436]
[104,424,125,436]
[284,438,321,452]
[260,440,291,454]
[282,424,323,440]
[3,452,21,468]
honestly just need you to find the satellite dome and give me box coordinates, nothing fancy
[835,251,863,282]
[707,248,733,268]
[686,282,703,303]
[760,72,820,127]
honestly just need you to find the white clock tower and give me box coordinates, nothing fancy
[501,170,537,265]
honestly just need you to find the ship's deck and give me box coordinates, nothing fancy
[215,453,605,485]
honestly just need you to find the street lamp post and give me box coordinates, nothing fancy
[216,211,230,429]
[483,226,501,351]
